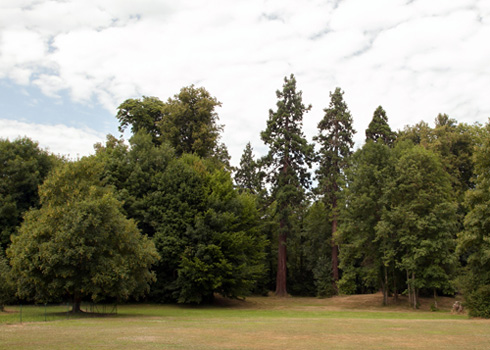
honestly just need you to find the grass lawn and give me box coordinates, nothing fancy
[1,294,489,350]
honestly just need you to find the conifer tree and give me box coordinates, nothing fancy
[235,142,262,194]
[365,106,395,145]
[261,74,314,296]
[314,87,355,289]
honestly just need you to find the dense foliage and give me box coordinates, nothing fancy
[96,132,267,303]
[0,247,13,311]
[2,79,490,318]
[457,123,490,317]
[7,157,159,311]
[0,138,56,250]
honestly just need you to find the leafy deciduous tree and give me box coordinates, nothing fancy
[98,133,266,303]
[7,157,159,312]
[116,96,165,145]
[159,85,224,159]
[0,247,13,311]
[338,140,394,304]
[458,122,490,318]
[378,144,458,308]
[0,137,55,249]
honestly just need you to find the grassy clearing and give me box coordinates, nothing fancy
[1,294,489,350]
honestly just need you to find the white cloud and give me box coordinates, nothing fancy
[0,0,489,166]
[0,119,105,158]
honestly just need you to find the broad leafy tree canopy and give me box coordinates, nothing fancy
[7,157,159,309]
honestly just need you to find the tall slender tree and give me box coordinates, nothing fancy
[260,74,314,296]
[314,87,355,289]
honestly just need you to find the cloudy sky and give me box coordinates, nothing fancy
[1,0,489,164]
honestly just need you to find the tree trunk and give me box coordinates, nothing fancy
[331,191,339,294]
[407,270,412,306]
[433,288,438,310]
[72,293,82,313]
[275,220,288,297]
[383,265,388,306]
[393,267,398,302]
[412,272,418,309]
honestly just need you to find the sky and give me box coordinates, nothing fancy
[1,0,489,165]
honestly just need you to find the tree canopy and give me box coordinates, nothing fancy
[3,81,490,317]
[7,157,159,311]
[458,122,490,317]
[96,132,267,303]
[0,137,56,249]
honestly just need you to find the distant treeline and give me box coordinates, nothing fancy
[1,75,489,318]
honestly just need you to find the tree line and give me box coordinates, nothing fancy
[1,75,489,317]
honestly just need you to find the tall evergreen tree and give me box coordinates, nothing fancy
[260,74,314,296]
[235,142,262,195]
[314,87,355,288]
[365,106,395,145]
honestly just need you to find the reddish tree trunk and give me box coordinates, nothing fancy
[331,179,339,291]
[332,219,339,282]
[275,221,288,297]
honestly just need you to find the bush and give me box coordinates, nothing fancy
[466,285,490,318]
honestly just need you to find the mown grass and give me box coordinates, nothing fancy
[1,294,489,350]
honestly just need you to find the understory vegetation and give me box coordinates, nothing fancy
[1,76,489,318]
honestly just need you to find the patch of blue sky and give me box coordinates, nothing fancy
[0,79,117,135]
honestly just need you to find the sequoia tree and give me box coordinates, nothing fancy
[260,74,314,296]
[314,87,355,288]
[365,106,395,145]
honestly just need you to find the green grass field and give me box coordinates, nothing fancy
[1,294,489,350]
